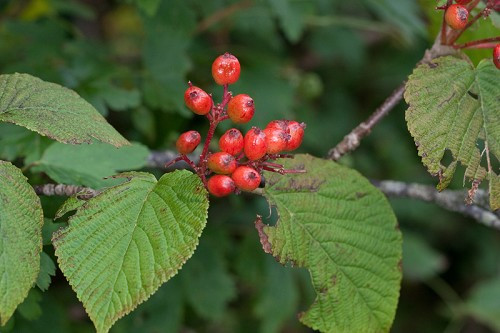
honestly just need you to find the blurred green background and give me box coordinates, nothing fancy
[0,0,499,332]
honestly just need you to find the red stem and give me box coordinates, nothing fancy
[198,121,216,184]
[453,37,500,49]
[262,161,284,168]
[196,84,233,185]
[440,0,453,44]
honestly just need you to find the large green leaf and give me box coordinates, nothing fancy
[259,154,402,332]
[0,161,43,325]
[52,170,208,333]
[0,73,129,147]
[405,57,499,210]
[32,141,150,189]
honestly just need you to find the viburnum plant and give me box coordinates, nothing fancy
[169,53,306,197]
[0,1,498,333]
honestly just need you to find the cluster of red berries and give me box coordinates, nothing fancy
[439,0,500,70]
[171,53,306,197]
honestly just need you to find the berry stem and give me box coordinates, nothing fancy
[198,120,217,184]
[440,0,453,44]
[262,166,306,174]
[262,161,284,168]
[453,37,500,49]
[165,155,197,170]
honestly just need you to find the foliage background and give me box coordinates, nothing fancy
[0,0,498,332]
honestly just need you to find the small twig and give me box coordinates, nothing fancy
[305,15,397,37]
[33,184,99,199]
[147,150,199,169]
[372,180,500,231]
[327,83,406,160]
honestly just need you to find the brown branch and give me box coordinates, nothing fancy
[33,150,199,198]
[327,37,456,161]
[372,180,500,231]
[33,184,99,199]
[327,82,406,160]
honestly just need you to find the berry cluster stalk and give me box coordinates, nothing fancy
[198,84,232,185]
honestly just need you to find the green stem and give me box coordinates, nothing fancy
[425,277,462,313]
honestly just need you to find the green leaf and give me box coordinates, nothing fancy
[55,197,86,220]
[0,124,51,163]
[267,0,311,43]
[0,73,129,147]
[402,231,446,281]
[130,0,162,16]
[36,252,56,291]
[0,161,44,325]
[32,141,150,189]
[17,289,42,321]
[41,218,65,245]
[260,154,402,332]
[180,237,236,321]
[52,170,209,333]
[405,57,500,210]
[459,276,500,331]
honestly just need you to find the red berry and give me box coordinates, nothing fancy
[455,0,471,5]
[207,175,235,197]
[232,166,261,192]
[494,44,500,70]
[445,4,468,30]
[263,128,288,154]
[207,152,237,175]
[227,94,255,124]
[266,120,288,132]
[285,121,305,151]
[176,130,201,154]
[184,85,212,115]
[212,53,241,85]
[219,128,244,156]
[244,127,267,161]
